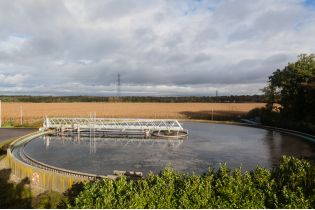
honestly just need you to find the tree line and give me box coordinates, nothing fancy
[0,95,265,103]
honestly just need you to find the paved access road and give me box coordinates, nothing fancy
[0,128,37,143]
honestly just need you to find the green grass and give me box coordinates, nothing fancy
[1,121,42,128]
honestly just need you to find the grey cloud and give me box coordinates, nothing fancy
[81,0,159,21]
[192,53,212,63]
[0,0,314,96]
[195,27,218,44]
[228,3,307,41]
[66,53,288,87]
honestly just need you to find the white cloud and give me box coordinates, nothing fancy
[0,74,27,85]
[0,36,28,54]
[0,0,314,95]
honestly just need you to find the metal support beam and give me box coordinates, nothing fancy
[44,117,185,132]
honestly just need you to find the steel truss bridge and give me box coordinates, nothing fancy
[43,117,188,137]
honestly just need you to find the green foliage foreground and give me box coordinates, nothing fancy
[62,156,315,209]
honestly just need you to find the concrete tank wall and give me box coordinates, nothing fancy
[6,131,87,193]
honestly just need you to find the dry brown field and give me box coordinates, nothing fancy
[0,102,265,126]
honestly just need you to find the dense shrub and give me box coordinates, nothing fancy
[63,156,315,209]
[246,107,315,135]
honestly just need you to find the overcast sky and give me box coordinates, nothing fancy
[0,0,315,96]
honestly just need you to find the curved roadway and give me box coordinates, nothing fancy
[0,128,37,143]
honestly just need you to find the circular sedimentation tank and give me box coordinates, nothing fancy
[11,121,315,177]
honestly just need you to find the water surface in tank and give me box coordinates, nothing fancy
[22,122,315,175]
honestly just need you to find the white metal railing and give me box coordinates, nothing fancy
[43,117,184,131]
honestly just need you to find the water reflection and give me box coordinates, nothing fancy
[43,135,50,150]
[43,135,184,154]
[262,130,315,166]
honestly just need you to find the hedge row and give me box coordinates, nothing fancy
[61,156,315,209]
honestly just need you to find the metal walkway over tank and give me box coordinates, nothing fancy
[43,117,188,138]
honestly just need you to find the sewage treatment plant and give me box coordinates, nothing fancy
[6,118,315,192]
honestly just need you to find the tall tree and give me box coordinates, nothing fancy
[264,54,315,121]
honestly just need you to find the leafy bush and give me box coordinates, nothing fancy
[246,107,315,134]
[63,156,315,209]
[32,191,65,209]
